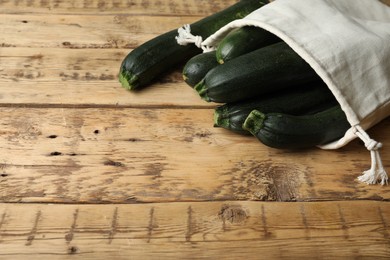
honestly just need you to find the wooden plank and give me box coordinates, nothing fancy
[0,1,245,49]
[0,201,389,259]
[0,0,239,15]
[0,47,208,107]
[1,0,387,16]
[0,14,202,48]
[2,1,387,49]
[0,107,389,203]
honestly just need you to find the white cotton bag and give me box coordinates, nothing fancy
[176,0,390,185]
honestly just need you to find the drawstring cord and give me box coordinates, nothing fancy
[175,24,215,52]
[353,125,388,185]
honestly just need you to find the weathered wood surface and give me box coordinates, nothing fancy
[1,14,202,48]
[0,0,243,108]
[1,201,390,259]
[1,0,390,258]
[0,107,389,203]
[0,47,208,107]
[0,0,236,15]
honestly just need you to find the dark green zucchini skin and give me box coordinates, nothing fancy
[119,0,268,90]
[183,51,219,88]
[195,42,321,103]
[214,82,338,135]
[243,105,351,149]
[216,26,281,64]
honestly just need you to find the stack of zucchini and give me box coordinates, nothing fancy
[186,26,351,149]
[119,0,350,149]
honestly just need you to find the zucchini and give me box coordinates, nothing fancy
[183,51,219,88]
[243,105,351,149]
[195,41,321,103]
[216,26,281,64]
[119,0,269,90]
[214,82,337,134]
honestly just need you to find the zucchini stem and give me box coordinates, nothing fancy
[243,110,266,135]
[194,80,210,102]
[213,106,229,128]
[119,70,139,91]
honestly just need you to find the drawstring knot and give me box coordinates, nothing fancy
[175,24,215,52]
[365,139,382,151]
[353,125,388,185]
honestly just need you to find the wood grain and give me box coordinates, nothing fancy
[0,47,209,107]
[0,201,389,259]
[0,14,202,48]
[0,3,235,107]
[0,107,389,203]
[0,0,239,15]
[1,0,390,258]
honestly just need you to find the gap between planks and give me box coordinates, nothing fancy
[0,103,216,110]
[1,12,207,18]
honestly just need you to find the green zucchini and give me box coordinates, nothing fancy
[243,105,350,149]
[216,26,281,64]
[119,0,269,90]
[183,51,219,88]
[195,41,321,103]
[214,82,337,135]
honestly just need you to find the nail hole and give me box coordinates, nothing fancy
[48,135,58,139]
[22,20,28,23]
[50,151,62,156]
[1,173,8,177]
[94,130,100,134]
[68,246,78,254]
[128,138,142,142]
[104,159,124,167]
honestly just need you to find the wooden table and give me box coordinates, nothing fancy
[1,0,389,259]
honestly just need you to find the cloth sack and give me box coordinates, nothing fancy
[176,0,390,185]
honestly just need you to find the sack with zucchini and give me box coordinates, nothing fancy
[177,0,390,185]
